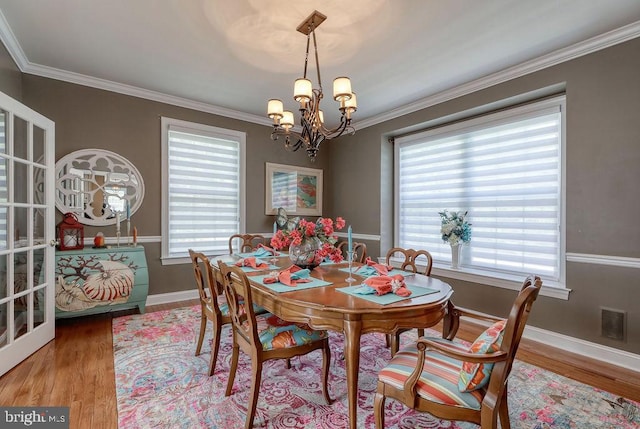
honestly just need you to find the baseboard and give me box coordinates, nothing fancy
[146,289,199,307]
[463,316,640,373]
[523,324,640,372]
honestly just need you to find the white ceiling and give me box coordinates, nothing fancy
[0,0,639,128]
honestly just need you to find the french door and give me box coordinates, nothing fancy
[0,90,55,377]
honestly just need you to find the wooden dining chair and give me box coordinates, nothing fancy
[190,250,271,377]
[385,247,433,275]
[189,249,231,376]
[385,247,434,355]
[228,234,266,254]
[217,261,332,429]
[374,275,542,429]
[337,240,368,263]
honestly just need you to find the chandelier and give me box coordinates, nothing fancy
[267,10,357,162]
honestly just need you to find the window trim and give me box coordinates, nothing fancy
[393,96,567,292]
[160,117,246,265]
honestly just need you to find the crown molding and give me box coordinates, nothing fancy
[25,63,272,126]
[0,8,28,70]
[0,8,638,129]
[356,20,640,129]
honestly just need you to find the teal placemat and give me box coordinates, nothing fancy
[337,284,439,304]
[338,266,402,278]
[236,252,287,258]
[236,260,279,272]
[251,273,333,293]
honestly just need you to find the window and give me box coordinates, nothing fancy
[395,97,565,287]
[161,117,245,263]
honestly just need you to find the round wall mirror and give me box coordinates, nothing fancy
[54,149,145,226]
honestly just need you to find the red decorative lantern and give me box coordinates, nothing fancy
[57,212,84,251]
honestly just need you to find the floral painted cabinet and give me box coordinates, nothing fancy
[52,246,148,318]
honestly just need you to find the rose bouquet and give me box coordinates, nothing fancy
[271,216,346,264]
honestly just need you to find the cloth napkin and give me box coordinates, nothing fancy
[263,265,312,287]
[352,274,412,297]
[235,257,269,269]
[355,258,394,276]
[252,244,280,257]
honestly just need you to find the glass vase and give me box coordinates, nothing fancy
[289,237,322,270]
[450,243,462,269]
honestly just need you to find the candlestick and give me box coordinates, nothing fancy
[273,221,277,235]
[127,219,131,246]
[115,212,121,247]
[346,250,356,283]
[347,225,353,252]
[126,200,130,220]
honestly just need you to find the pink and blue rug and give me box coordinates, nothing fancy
[112,306,639,428]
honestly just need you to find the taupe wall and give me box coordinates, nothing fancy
[17,74,329,296]
[327,38,640,354]
[0,43,21,101]
[1,37,638,355]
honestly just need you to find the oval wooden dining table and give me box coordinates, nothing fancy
[213,254,454,429]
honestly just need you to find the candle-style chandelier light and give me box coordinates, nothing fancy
[267,10,357,162]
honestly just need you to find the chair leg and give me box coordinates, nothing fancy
[321,340,332,404]
[285,358,291,369]
[373,388,385,429]
[208,320,222,376]
[480,404,499,429]
[225,343,239,397]
[195,314,207,356]
[416,328,425,338]
[499,386,511,429]
[245,358,263,429]
[390,332,400,356]
[385,333,391,348]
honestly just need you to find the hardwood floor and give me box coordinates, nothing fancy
[0,300,638,429]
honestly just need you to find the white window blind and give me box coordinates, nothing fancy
[161,118,245,260]
[395,97,564,283]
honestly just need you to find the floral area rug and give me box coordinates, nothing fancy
[112,306,639,428]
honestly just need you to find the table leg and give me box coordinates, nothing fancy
[344,319,362,429]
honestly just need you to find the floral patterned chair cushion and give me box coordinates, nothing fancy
[457,320,506,392]
[242,313,328,350]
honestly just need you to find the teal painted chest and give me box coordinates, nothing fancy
[53,245,148,318]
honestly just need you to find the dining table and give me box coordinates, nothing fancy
[213,253,454,429]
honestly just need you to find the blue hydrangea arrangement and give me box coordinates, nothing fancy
[439,210,472,245]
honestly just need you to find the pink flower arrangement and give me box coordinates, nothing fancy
[271,216,346,263]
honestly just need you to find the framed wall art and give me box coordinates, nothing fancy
[265,162,323,216]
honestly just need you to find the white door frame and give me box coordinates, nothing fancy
[0,90,55,377]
